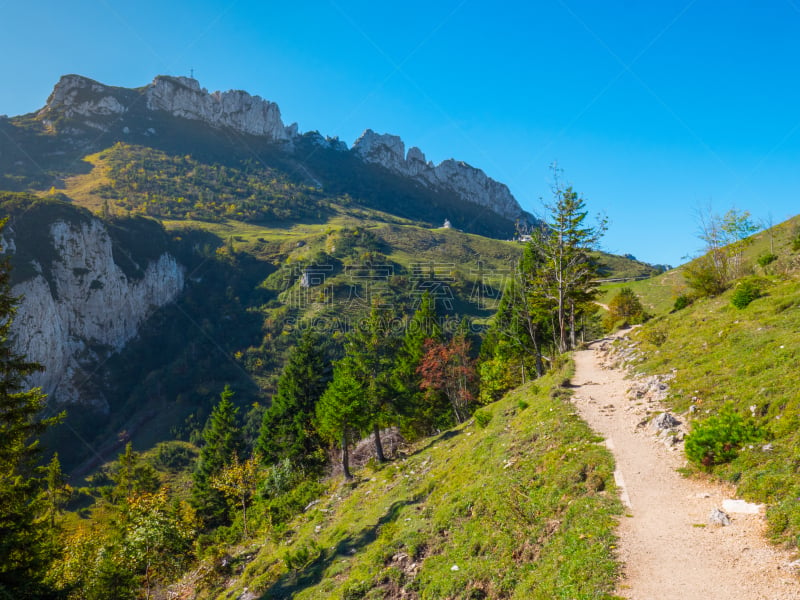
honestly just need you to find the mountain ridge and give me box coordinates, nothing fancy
[30,73,528,224]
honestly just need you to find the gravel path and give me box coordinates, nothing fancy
[571,333,800,600]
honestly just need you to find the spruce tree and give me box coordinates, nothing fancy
[0,219,61,598]
[315,363,367,479]
[393,294,444,434]
[256,330,330,470]
[344,305,400,462]
[530,167,605,352]
[191,385,243,526]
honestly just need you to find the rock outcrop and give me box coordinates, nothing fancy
[145,75,296,140]
[352,129,524,220]
[39,74,298,141]
[8,217,184,411]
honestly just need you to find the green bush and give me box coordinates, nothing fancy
[639,322,668,347]
[730,279,761,309]
[757,252,778,268]
[685,406,763,467]
[474,408,493,428]
[683,255,728,297]
[154,441,196,471]
[283,540,321,571]
[792,231,800,252]
[603,287,650,331]
[672,294,692,311]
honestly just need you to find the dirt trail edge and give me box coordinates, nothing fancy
[572,332,800,600]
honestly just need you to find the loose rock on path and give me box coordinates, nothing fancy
[572,332,800,600]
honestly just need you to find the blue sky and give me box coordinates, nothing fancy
[3,1,800,266]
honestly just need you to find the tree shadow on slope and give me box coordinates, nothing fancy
[259,494,426,599]
[408,429,462,458]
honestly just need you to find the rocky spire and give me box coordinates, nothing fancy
[352,129,524,220]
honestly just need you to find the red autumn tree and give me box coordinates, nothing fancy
[417,333,477,424]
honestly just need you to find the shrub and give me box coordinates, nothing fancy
[672,294,692,311]
[757,253,778,268]
[474,408,493,429]
[792,231,800,252]
[685,406,763,467]
[639,322,668,347]
[603,287,650,331]
[683,255,728,297]
[154,441,196,471]
[730,279,761,309]
[283,540,321,571]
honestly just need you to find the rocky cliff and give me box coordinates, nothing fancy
[352,129,524,221]
[39,74,298,141]
[7,216,184,411]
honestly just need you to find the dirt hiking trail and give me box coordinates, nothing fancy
[571,332,800,600]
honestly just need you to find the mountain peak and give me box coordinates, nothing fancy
[39,74,298,142]
[353,128,524,221]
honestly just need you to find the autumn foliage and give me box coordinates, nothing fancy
[417,334,477,423]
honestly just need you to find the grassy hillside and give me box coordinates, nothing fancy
[621,215,800,550]
[601,214,800,315]
[189,370,622,600]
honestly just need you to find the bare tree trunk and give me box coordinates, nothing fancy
[569,300,576,350]
[241,495,248,538]
[341,430,352,480]
[532,335,545,377]
[372,422,385,462]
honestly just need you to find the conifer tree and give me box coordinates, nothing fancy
[256,330,330,470]
[344,305,400,462]
[42,453,71,532]
[392,294,443,434]
[191,385,243,526]
[530,167,605,352]
[316,361,368,479]
[0,218,61,598]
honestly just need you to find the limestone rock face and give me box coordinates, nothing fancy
[8,218,184,411]
[146,76,296,140]
[39,75,128,120]
[352,129,524,220]
[39,74,298,141]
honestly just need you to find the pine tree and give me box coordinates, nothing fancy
[256,330,331,470]
[530,167,605,352]
[191,385,243,526]
[42,453,71,532]
[0,218,62,598]
[392,294,443,435]
[344,305,400,462]
[487,243,552,378]
[315,363,368,479]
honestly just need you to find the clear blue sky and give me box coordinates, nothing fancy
[3,1,800,266]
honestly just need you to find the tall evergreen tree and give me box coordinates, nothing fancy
[530,167,605,352]
[315,364,368,479]
[487,243,552,378]
[392,294,444,435]
[191,385,243,526]
[344,305,400,462]
[256,330,331,470]
[0,219,62,598]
